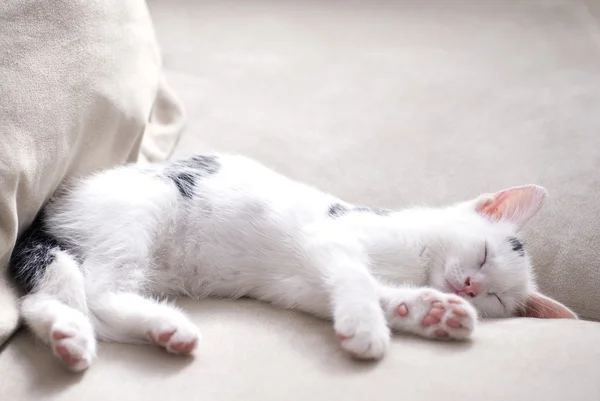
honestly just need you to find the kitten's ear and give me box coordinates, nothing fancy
[518,292,578,319]
[474,185,547,229]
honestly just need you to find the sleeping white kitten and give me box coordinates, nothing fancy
[10,153,576,372]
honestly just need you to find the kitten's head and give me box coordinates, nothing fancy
[429,185,577,319]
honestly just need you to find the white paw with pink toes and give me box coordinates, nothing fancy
[147,318,201,355]
[50,319,97,372]
[384,288,478,340]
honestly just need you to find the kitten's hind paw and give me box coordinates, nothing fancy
[147,319,201,356]
[50,320,97,372]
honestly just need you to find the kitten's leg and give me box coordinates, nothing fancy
[89,292,200,355]
[329,265,391,359]
[20,252,96,371]
[379,286,477,340]
[306,231,390,360]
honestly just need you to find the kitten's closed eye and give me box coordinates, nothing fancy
[490,293,505,309]
[479,241,488,268]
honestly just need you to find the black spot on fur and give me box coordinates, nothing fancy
[169,171,197,199]
[10,211,62,293]
[328,203,351,217]
[184,155,221,174]
[166,155,221,199]
[507,237,525,256]
[328,203,391,218]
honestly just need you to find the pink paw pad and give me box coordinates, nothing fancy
[421,301,469,330]
[52,330,69,341]
[170,340,197,355]
[452,307,468,317]
[55,344,80,366]
[148,330,175,345]
[158,331,175,343]
[396,303,409,317]
[434,329,449,338]
[421,301,445,327]
[51,331,80,366]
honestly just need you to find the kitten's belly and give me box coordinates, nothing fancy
[154,216,332,316]
[159,252,332,318]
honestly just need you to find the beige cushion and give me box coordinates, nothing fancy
[0,0,184,344]
[1,300,600,401]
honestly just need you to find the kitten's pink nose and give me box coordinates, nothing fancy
[462,277,481,297]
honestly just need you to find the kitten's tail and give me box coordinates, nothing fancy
[10,210,88,314]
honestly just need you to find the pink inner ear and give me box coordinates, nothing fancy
[476,192,511,222]
[475,185,547,228]
[519,293,578,319]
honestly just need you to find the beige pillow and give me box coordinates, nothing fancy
[0,0,184,345]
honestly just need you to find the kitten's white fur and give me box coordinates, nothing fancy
[14,154,576,371]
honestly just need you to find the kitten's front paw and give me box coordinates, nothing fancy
[334,304,390,360]
[147,318,201,356]
[50,320,97,372]
[385,289,477,340]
